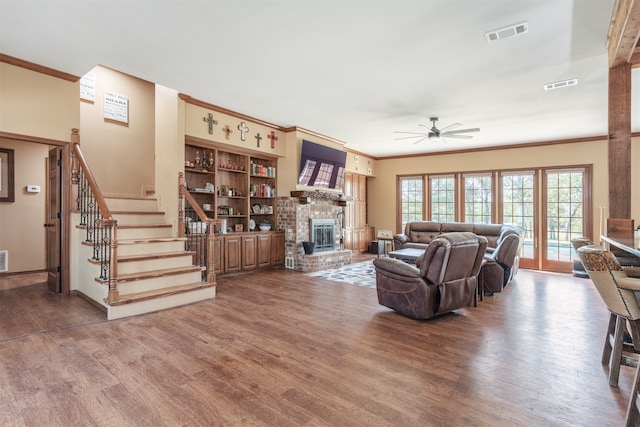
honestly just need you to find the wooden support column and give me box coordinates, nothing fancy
[608,62,632,219]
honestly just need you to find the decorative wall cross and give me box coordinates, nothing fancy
[222,125,232,140]
[203,113,218,134]
[237,122,249,141]
[267,131,278,149]
[255,133,262,147]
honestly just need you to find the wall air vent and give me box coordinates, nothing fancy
[0,251,7,272]
[285,256,295,269]
[544,78,578,91]
[484,22,528,43]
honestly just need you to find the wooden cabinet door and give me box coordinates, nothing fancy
[257,234,271,268]
[344,172,353,198]
[242,235,257,270]
[271,233,285,265]
[224,235,242,273]
[358,228,367,253]
[214,237,224,275]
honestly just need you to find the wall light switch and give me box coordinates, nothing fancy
[26,185,40,193]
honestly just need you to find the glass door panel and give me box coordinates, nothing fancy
[501,172,537,269]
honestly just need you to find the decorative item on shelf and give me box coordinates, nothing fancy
[252,203,261,214]
[235,224,244,232]
[194,151,201,168]
[188,221,207,234]
[205,182,214,193]
[208,151,214,167]
[238,122,249,141]
[259,223,272,231]
[302,241,315,255]
[249,219,256,231]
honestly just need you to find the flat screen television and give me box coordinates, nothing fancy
[297,140,347,191]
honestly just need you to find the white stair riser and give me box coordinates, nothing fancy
[107,287,215,320]
[118,240,186,256]
[112,213,166,225]
[117,227,173,240]
[106,198,159,211]
[117,255,195,275]
[116,271,203,295]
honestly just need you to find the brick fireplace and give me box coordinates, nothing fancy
[277,193,352,272]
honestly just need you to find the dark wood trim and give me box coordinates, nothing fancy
[282,126,348,146]
[377,135,608,160]
[0,54,80,82]
[0,148,15,202]
[179,93,284,130]
[608,62,632,219]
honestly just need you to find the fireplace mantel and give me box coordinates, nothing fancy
[290,190,350,206]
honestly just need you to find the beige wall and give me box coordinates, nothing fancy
[155,85,183,230]
[0,139,49,272]
[368,139,612,241]
[0,63,80,141]
[0,63,79,273]
[79,66,155,196]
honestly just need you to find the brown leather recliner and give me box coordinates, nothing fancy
[479,232,521,294]
[373,232,488,320]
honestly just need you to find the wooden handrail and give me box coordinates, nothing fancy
[178,173,219,284]
[70,128,119,303]
[71,129,113,221]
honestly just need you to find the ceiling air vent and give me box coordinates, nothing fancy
[544,78,578,91]
[485,22,528,43]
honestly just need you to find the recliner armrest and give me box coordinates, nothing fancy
[393,234,409,250]
[373,257,421,279]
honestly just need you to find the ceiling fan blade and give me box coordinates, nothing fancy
[411,136,430,145]
[438,122,462,133]
[443,134,474,139]
[393,131,430,135]
[394,135,429,141]
[442,127,480,135]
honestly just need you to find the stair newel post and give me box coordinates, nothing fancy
[205,219,216,285]
[178,172,186,239]
[101,218,119,304]
[70,129,80,212]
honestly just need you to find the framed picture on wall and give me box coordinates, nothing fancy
[0,148,15,202]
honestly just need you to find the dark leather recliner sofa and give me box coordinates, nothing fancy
[393,221,525,293]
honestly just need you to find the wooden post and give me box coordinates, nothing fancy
[206,220,217,285]
[102,219,119,304]
[178,172,186,238]
[608,62,632,219]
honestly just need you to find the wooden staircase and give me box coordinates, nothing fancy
[80,196,216,320]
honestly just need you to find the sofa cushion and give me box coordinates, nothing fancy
[473,223,504,248]
[440,222,474,236]
[403,221,440,245]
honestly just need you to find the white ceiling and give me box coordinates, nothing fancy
[1,0,637,157]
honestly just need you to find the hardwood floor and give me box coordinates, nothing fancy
[0,262,634,426]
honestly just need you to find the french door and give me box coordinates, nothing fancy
[542,168,590,273]
[499,167,590,272]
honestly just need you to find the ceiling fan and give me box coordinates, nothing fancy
[394,117,480,144]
